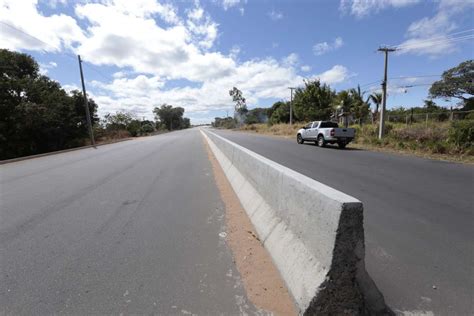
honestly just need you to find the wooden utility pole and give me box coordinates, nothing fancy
[288,87,296,125]
[78,55,96,147]
[378,47,396,139]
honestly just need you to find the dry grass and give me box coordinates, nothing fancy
[238,123,303,139]
[236,122,474,164]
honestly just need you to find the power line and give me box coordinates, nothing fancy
[360,79,382,88]
[394,34,474,50]
[0,20,58,53]
[361,74,444,89]
[393,29,474,49]
[1,20,110,82]
[0,20,78,63]
[391,29,474,49]
[395,81,472,89]
[82,62,111,81]
[399,33,474,47]
[389,74,441,80]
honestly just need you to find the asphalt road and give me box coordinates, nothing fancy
[0,129,258,315]
[213,129,474,316]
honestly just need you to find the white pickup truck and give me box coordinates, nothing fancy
[296,121,355,149]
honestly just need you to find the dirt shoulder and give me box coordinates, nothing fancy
[202,136,297,316]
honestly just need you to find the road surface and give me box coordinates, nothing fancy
[0,129,258,315]
[213,129,474,316]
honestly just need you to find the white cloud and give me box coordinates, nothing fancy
[282,53,298,66]
[91,75,165,98]
[112,71,127,78]
[396,0,474,56]
[74,0,230,82]
[301,65,311,72]
[63,83,80,93]
[268,9,283,21]
[339,0,420,18]
[229,45,241,58]
[313,37,344,56]
[90,57,311,119]
[313,65,351,84]
[218,0,243,10]
[38,61,58,75]
[186,3,219,49]
[0,0,85,52]
[0,0,352,123]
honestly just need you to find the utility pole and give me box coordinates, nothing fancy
[288,87,296,125]
[377,47,396,139]
[78,55,96,147]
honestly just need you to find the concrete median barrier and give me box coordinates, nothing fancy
[201,129,391,315]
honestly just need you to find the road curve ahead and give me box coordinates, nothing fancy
[0,129,257,315]
[213,129,474,316]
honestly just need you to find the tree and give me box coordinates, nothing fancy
[293,80,335,121]
[429,60,473,105]
[349,85,370,124]
[213,117,236,129]
[153,104,189,130]
[103,111,146,136]
[0,49,98,159]
[369,92,383,120]
[127,119,142,137]
[104,111,134,131]
[332,90,353,126]
[182,117,191,129]
[245,107,268,124]
[423,99,438,110]
[229,87,248,124]
[268,101,290,124]
[141,123,155,134]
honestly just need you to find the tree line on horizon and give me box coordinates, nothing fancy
[213,60,473,128]
[0,49,191,160]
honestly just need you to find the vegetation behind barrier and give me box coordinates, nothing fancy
[237,119,474,163]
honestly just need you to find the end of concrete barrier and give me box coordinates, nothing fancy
[201,129,392,315]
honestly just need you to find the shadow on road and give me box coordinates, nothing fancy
[301,142,363,151]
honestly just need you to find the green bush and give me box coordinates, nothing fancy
[465,112,474,120]
[392,125,446,143]
[448,120,474,148]
[141,123,155,134]
[425,140,448,154]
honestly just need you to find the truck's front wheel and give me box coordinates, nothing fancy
[297,134,304,144]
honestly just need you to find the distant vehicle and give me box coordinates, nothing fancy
[296,121,355,149]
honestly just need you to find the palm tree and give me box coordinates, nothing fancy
[332,90,353,127]
[369,92,383,123]
[350,85,370,125]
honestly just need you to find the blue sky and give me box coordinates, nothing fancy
[1,0,473,123]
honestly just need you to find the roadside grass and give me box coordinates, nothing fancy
[236,121,474,164]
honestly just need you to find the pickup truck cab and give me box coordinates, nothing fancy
[296,121,355,149]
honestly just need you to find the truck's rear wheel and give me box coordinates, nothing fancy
[297,134,304,144]
[317,135,326,147]
[338,142,347,149]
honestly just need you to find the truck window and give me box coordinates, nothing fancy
[305,123,313,129]
[320,121,339,128]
